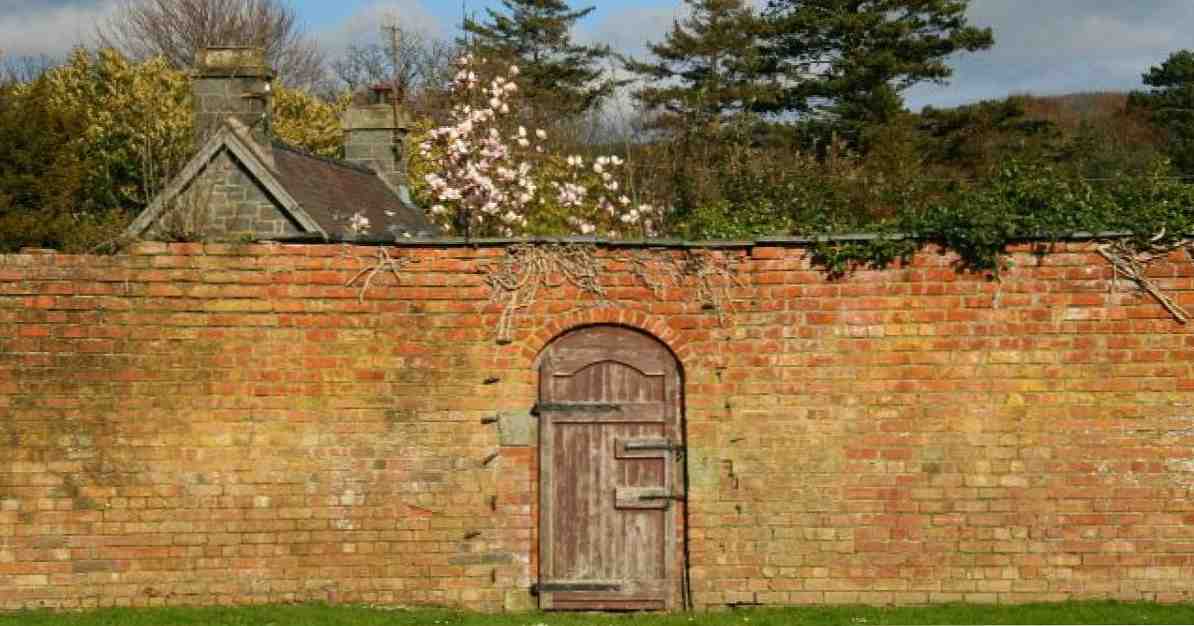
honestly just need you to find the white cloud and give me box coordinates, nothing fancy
[0,0,115,59]
[908,0,1194,109]
[582,5,685,58]
[315,0,446,58]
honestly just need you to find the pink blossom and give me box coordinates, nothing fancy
[418,55,652,238]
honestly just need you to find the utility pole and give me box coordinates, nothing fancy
[382,20,403,105]
[383,18,404,187]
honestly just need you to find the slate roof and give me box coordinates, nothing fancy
[269,141,437,238]
[127,118,439,241]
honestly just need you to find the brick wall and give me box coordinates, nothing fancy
[0,241,1192,611]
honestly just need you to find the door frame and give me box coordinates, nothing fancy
[535,324,687,611]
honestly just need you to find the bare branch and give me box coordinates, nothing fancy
[97,0,326,88]
[330,23,458,106]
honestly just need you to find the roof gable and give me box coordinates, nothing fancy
[126,120,326,239]
[128,118,437,241]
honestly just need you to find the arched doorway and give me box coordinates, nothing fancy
[536,325,685,611]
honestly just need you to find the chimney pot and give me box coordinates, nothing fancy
[342,100,411,193]
[195,47,273,78]
[192,46,275,147]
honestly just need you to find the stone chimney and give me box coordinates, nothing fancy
[342,85,411,194]
[192,47,274,147]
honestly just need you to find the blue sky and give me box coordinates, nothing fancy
[292,0,664,30]
[3,1,1194,110]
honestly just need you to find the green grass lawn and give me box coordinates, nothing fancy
[2,602,1194,626]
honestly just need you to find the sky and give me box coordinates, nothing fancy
[2,0,1193,110]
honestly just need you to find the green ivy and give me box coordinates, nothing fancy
[803,160,1194,273]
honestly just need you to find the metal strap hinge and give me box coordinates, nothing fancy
[531,403,624,416]
[638,493,686,502]
[624,440,685,453]
[532,581,622,595]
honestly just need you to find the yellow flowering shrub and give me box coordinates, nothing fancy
[30,48,350,212]
[272,89,351,159]
[34,48,192,211]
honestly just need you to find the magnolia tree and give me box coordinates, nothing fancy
[413,55,658,238]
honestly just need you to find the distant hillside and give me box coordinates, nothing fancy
[1015,92,1130,128]
[913,91,1165,180]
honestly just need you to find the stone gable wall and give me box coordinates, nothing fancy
[0,241,1192,611]
[147,150,302,240]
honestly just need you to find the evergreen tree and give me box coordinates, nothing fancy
[763,0,993,135]
[1129,50,1194,175]
[462,0,615,117]
[624,0,773,126]
[623,0,775,226]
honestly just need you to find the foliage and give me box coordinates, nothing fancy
[622,0,778,230]
[0,209,129,253]
[34,48,193,211]
[0,79,86,216]
[411,56,655,238]
[462,0,617,118]
[917,97,1060,177]
[21,48,341,208]
[1129,49,1194,175]
[805,160,1194,274]
[762,0,994,132]
[664,106,1193,275]
[4,601,1194,626]
[625,0,775,122]
[271,88,350,158]
[0,47,352,251]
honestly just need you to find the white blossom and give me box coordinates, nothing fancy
[346,212,371,236]
[418,54,652,238]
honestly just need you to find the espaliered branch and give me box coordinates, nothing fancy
[1098,237,1193,324]
[482,243,608,344]
[345,247,414,302]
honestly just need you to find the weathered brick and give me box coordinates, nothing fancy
[0,242,1191,611]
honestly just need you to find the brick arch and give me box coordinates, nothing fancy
[516,308,694,371]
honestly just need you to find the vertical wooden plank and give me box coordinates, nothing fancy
[538,383,555,609]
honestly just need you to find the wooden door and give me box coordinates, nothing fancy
[537,326,683,611]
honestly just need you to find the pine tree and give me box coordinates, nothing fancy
[763,0,993,133]
[624,0,773,126]
[462,0,615,117]
[1129,50,1194,175]
[623,0,776,232]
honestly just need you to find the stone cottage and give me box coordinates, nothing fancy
[124,47,436,241]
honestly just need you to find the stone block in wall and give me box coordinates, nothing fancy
[498,411,536,447]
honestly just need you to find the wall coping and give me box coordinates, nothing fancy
[266,231,1137,249]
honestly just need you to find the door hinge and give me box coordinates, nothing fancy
[532,403,623,416]
[624,440,685,453]
[638,493,686,502]
[532,581,622,595]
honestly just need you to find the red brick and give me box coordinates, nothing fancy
[0,241,1191,611]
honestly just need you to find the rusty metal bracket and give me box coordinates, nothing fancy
[532,581,622,595]
[639,493,686,502]
[532,403,623,416]
[624,439,684,453]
